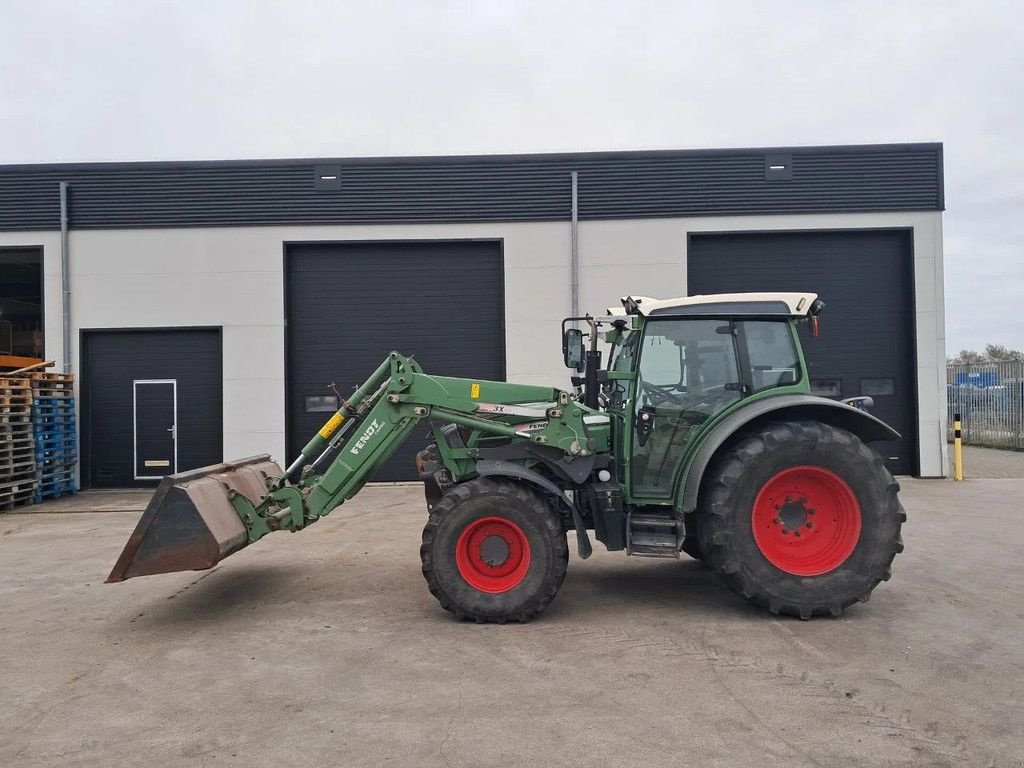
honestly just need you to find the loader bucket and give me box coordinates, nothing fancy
[106,455,283,583]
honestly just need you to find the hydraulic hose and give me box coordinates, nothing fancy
[285,356,393,482]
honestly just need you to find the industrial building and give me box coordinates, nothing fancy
[0,142,947,484]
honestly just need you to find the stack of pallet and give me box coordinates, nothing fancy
[0,376,36,511]
[31,372,78,503]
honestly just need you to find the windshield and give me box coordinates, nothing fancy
[603,318,801,411]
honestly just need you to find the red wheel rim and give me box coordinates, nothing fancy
[455,516,531,593]
[751,466,861,576]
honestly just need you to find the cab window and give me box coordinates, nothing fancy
[740,320,800,391]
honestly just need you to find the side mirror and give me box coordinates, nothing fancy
[563,328,585,371]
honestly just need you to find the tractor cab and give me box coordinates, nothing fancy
[563,293,824,504]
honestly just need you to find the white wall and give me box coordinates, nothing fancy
[61,222,572,464]
[5,211,945,477]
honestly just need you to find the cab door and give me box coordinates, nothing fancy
[629,319,742,499]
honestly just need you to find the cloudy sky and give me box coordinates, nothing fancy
[1,1,1020,354]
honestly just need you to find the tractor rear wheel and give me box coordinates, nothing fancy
[697,420,905,619]
[420,477,568,623]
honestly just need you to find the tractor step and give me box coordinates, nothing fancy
[627,512,683,558]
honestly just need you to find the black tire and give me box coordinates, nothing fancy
[420,477,569,623]
[680,531,704,562]
[697,420,905,619]
[680,510,709,563]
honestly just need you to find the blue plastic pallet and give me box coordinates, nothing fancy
[34,487,78,503]
[35,449,77,460]
[35,450,76,460]
[36,466,77,476]
[35,469,76,484]
[34,454,76,466]
[32,398,75,407]
[32,417,76,428]
[36,461,77,473]
[34,443,77,452]
[33,429,77,438]
[34,434,76,444]
[35,471,75,481]
[36,476,75,486]
[36,474,76,488]
[32,406,75,416]
[31,415,75,428]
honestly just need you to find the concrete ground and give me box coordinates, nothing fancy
[950,444,1024,478]
[2,479,1022,768]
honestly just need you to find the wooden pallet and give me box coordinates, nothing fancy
[0,444,32,455]
[0,485,35,511]
[32,394,74,403]
[29,374,74,401]
[0,468,35,481]
[28,372,74,382]
[0,449,35,463]
[0,475,36,492]
[0,467,36,483]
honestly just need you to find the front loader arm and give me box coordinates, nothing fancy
[236,352,594,543]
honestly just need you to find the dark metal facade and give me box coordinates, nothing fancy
[688,229,917,475]
[285,240,505,481]
[80,328,224,487]
[0,143,943,231]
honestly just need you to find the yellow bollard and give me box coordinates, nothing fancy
[953,412,964,481]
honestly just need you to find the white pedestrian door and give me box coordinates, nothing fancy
[133,380,177,480]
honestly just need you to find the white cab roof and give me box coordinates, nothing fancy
[606,292,819,317]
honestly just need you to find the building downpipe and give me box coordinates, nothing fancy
[59,182,71,374]
[570,171,579,319]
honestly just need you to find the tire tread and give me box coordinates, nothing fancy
[696,420,906,619]
[420,477,568,623]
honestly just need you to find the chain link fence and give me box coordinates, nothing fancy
[946,360,1024,449]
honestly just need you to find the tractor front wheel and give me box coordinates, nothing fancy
[420,477,568,623]
[697,420,905,619]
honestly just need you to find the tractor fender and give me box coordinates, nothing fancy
[679,394,901,513]
[475,459,593,559]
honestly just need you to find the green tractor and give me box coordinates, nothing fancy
[108,292,905,622]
